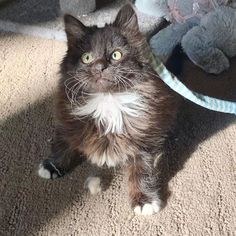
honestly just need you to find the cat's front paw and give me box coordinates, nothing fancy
[133,200,161,216]
[38,159,65,180]
[84,177,102,195]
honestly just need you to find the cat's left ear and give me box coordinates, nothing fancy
[113,4,139,34]
[64,14,88,46]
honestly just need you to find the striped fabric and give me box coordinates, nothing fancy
[150,53,236,115]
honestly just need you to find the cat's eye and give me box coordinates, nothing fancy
[81,52,94,64]
[111,50,122,61]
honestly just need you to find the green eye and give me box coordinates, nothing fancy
[111,50,122,61]
[81,52,94,64]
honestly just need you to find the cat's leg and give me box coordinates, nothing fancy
[182,25,230,74]
[38,128,85,180]
[128,151,162,216]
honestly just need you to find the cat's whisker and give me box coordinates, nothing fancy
[117,69,144,79]
[118,74,136,88]
[72,80,89,104]
[67,81,83,98]
[77,81,90,104]
[65,77,89,104]
[66,77,89,93]
[73,77,88,93]
[64,76,86,92]
[65,80,81,94]
[66,81,81,103]
[125,79,135,89]
[73,77,93,105]
[117,67,141,73]
[119,77,132,91]
[115,76,127,92]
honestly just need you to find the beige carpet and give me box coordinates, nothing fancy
[0,30,236,236]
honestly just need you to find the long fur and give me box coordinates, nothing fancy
[71,92,145,135]
[39,4,180,214]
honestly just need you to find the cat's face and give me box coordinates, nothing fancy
[62,5,149,96]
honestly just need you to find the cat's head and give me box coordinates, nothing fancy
[61,4,150,96]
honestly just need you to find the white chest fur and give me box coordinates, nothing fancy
[71,92,144,134]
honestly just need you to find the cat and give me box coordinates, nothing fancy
[38,4,180,216]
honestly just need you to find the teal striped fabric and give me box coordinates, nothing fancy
[150,54,236,115]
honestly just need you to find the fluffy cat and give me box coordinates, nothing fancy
[38,4,179,215]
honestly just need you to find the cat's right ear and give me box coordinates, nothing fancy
[113,4,139,34]
[64,15,87,46]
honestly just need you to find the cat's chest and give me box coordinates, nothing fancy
[71,92,145,135]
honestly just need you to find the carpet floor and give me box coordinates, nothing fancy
[0,2,236,236]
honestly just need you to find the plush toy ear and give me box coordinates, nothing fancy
[64,14,87,46]
[113,4,139,34]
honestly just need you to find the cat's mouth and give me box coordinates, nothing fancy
[96,77,111,83]
[95,76,113,85]
[91,76,115,92]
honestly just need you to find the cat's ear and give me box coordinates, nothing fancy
[113,4,139,33]
[64,14,87,45]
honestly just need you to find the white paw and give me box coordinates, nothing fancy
[38,164,51,179]
[38,160,64,179]
[84,177,102,195]
[134,201,161,216]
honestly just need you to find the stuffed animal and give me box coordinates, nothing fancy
[135,0,236,74]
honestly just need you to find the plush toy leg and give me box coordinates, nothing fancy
[150,22,192,62]
[182,26,230,74]
[60,0,96,17]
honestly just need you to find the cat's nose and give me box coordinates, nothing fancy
[92,60,107,73]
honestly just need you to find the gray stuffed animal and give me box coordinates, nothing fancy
[135,0,236,74]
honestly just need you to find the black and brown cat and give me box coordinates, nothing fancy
[38,4,180,215]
